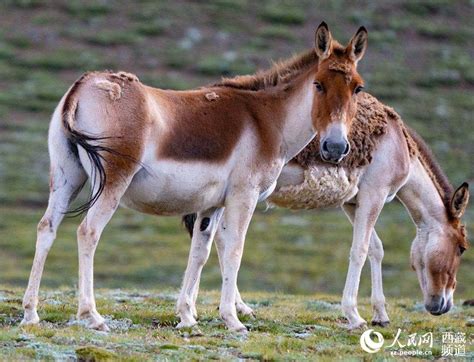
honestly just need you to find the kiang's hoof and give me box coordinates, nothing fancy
[347,321,368,331]
[237,306,256,318]
[247,312,256,320]
[239,310,256,320]
[233,326,248,334]
[235,303,255,315]
[176,320,198,329]
[371,320,390,328]
[227,322,248,334]
[20,317,40,327]
[92,322,110,332]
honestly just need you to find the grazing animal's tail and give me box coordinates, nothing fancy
[61,73,121,216]
[182,214,197,237]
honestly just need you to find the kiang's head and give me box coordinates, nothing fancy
[311,22,368,163]
[411,182,470,315]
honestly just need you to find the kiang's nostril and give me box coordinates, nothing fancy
[322,140,329,152]
[343,142,350,155]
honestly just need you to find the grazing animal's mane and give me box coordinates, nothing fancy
[212,48,321,91]
[406,127,454,214]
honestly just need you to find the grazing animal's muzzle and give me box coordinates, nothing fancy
[425,295,451,315]
[320,138,350,164]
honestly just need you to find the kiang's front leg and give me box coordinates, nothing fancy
[214,228,255,317]
[218,190,259,332]
[177,207,224,329]
[341,190,386,330]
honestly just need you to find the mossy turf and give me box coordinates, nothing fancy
[0,288,472,360]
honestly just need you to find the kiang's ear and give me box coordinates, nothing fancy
[347,26,368,64]
[450,182,469,219]
[315,21,332,61]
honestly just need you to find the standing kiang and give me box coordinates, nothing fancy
[21,23,368,332]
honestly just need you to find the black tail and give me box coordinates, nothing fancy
[61,73,129,216]
[182,214,197,237]
[63,127,119,217]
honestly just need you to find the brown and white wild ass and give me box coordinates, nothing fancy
[21,23,369,332]
[184,92,470,331]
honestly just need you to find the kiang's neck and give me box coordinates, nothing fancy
[276,72,317,162]
[398,158,449,232]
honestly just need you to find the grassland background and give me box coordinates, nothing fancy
[0,1,473,360]
[0,0,473,301]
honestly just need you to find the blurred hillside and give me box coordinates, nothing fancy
[0,1,472,298]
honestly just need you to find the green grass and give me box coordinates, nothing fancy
[73,30,144,46]
[402,0,454,16]
[16,49,110,71]
[258,25,297,40]
[0,42,15,60]
[259,4,306,25]
[62,1,113,18]
[4,0,45,8]
[161,47,192,69]
[134,19,169,37]
[0,288,472,360]
[5,34,33,49]
[196,54,256,76]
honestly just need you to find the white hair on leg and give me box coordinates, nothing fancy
[176,207,224,328]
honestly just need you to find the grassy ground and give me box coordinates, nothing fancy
[1,288,473,360]
[0,0,473,359]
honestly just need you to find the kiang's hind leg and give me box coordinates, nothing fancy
[22,133,87,326]
[366,231,390,326]
[177,207,224,328]
[75,177,135,331]
[342,203,389,326]
[342,199,388,329]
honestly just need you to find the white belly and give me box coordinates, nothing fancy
[121,160,229,215]
[269,165,361,209]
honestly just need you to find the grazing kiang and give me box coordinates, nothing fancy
[21,23,369,332]
[183,52,470,330]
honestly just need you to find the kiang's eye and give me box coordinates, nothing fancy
[354,85,364,94]
[459,246,466,255]
[314,81,323,92]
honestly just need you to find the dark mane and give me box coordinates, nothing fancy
[407,126,454,212]
[212,48,320,91]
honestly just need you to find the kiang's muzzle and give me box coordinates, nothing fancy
[425,294,452,315]
[320,124,350,163]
